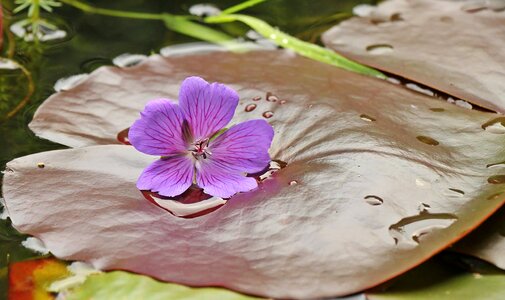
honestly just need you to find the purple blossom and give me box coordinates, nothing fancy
[129,76,274,198]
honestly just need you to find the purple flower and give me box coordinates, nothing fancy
[129,76,274,198]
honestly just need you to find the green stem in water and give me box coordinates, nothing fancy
[59,0,166,20]
[59,0,235,45]
[221,0,269,15]
[31,0,41,42]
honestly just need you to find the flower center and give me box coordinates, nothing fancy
[190,138,211,159]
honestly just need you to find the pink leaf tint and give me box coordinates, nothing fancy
[179,76,239,141]
[209,119,273,174]
[137,155,194,197]
[129,99,188,156]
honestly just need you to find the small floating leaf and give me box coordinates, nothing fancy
[322,0,505,112]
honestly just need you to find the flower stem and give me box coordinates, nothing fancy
[6,62,35,119]
[221,0,269,15]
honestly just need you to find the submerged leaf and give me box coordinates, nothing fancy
[67,271,261,300]
[322,0,505,112]
[6,51,505,298]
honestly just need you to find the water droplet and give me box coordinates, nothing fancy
[415,178,430,187]
[252,96,261,101]
[188,3,221,17]
[486,161,505,169]
[488,175,505,184]
[245,104,257,112]
[418,203,431,212]
[482,117,505,134]
[270,160,287,170]
[142,187,226,218]
[430,108,445,112]
[448,188,465,196]
[112,53,148,67]
[387,77,401,84]
[54,74,89,92]
[416,136,439,146]
[0,58,19,70]
[279,100,287,105]
[263,111,274,118]
[461,2,487,12]
[360,114,376,122]
[487,193,503,200]
[406,83,435,96]
[266,92,278,102]
[160,42,228,57]
[364,195,383,206]
[366,44,394,55]
[353,4,375,17]
[117,128,131,145]
[253,160,287,181]
[246,30,262,40]
[10,19,67,42]
[389,211,458,245]
[454,100,472,110]
[289,180,298,186]
[37,163,45,169]
[390,13,403,22]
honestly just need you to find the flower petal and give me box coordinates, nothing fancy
[196,160,258,198]
[209,119,274,173]
[179,76,239,141]
[137,155,194,197]
[129,99,188,156]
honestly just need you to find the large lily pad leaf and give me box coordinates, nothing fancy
[367,256,505,300]
[66,270,261,300]
[321,0,505,112]
[4,51,505,298]
[454,206,505,269]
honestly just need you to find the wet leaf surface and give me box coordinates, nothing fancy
[321,0,505,112]
[4,51,505,298]
[367,255,505,300]
[66,270,261,300]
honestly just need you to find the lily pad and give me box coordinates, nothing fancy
[4,51,505,298]
[66,270,261,300]
[454,206,505,270]
[321,0,505,112]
